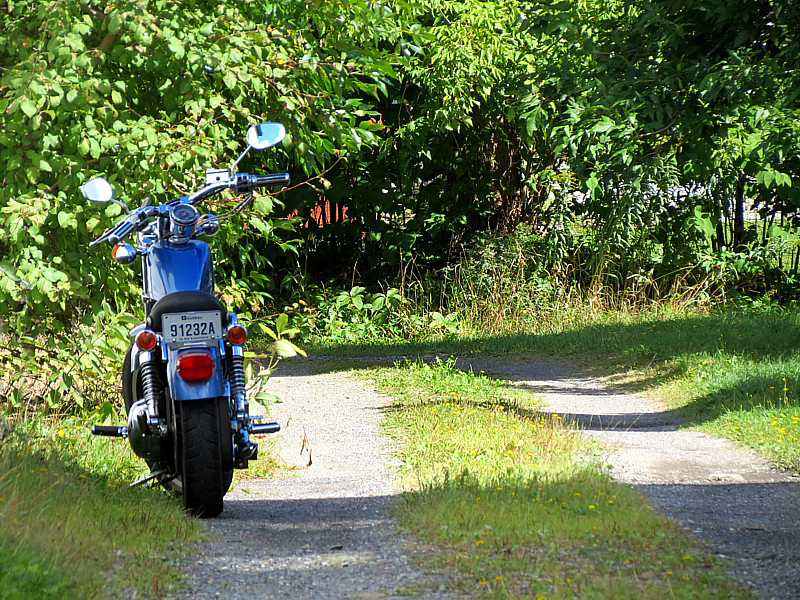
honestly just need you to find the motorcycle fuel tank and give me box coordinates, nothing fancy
[143,240,215,302]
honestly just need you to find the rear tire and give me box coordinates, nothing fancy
[177,398,233,518]
[121,344,134,414]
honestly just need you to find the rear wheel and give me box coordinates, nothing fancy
[177,398,233,518]
[121,344,134,414]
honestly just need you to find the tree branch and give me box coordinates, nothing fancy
[95,32,119,57]
[79,3,121,61]
[79,2,107,22]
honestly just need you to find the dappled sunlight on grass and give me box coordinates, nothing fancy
[323,306,800,470]
[372,358,746,598]
[397,476,735,598]
[0,415,201,598]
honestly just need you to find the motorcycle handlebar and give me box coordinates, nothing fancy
[232,172,290,194]
[108,218,138,245]
[90,172,291,245]
[89,211,145,247]
[187,172,290,203]
[89,221,122,247]
[252,173,291,188]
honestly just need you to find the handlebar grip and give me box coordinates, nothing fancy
[108,219,137,245]
[234,173,290,194]
[254,173,290,188]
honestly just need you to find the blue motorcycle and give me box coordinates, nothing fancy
[81,123,289,517]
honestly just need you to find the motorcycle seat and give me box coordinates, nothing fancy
[146,291,229,332]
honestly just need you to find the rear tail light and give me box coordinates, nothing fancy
[135,329,158,351]
[176,351,215,382]
[226,324,248,345]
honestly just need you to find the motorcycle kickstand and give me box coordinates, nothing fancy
[129,468,170,488]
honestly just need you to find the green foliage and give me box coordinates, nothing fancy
[0,307,132,416]
[276,278,465,345]
[0,0,404,324]
[0,545,66,600]
[256,312,306,358]
[444,227,563,333]
[311,0,800,297]
[299,285,410,343]
[4,0,800,371]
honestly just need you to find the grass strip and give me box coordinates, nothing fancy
[0,415,201,599]
[318,306,800,470]
[371,358,749,598]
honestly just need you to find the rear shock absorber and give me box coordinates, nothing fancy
[229,351,248,419]
[140,358,165,432]
[229,346,257,464]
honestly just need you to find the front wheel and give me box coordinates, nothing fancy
[177,398,233,518]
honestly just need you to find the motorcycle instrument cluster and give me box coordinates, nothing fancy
[169,203,200,243]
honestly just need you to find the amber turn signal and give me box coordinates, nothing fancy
[135,329,158,351]
[226,325,248,345]
[112,243,137,264]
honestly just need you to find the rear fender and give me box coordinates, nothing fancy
[166,342,227,401]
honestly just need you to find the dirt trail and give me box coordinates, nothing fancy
[463,356,800,599]
[179,360,438,599]
[180,355,800,599]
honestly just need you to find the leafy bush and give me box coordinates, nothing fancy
[0,307,132,417]
[0,0,403,323]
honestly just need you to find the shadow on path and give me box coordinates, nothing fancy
[180,491,435,599]
[639,481,800,595]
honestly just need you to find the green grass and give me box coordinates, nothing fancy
[0,414,202,599]
[372,359,748,598]
[316,305,800,471]
[504,308,800,471]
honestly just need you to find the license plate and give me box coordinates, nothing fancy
[162,311,222,345]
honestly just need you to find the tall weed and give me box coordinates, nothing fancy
[441,227,727,337]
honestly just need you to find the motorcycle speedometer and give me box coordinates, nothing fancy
[171,203,200,226]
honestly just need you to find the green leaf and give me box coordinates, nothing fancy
[57,211,78,229]
[272,339,298,358]
[258,322,277,340]
[586,175,600,197]
[254,391,280,403]
[591,116,615,134]
[20,97,37,118]
[108,10,122,34]
[775,172,792,188]
[89,138,101,159]
[757,170,775,188]
[275,313,289,335]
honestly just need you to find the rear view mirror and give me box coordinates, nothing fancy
[247,123,286,150]
[81,177,114,203]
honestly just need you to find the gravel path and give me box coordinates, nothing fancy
[179,359,434,599]
[463,356,800,600]
[180,354,800,600]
